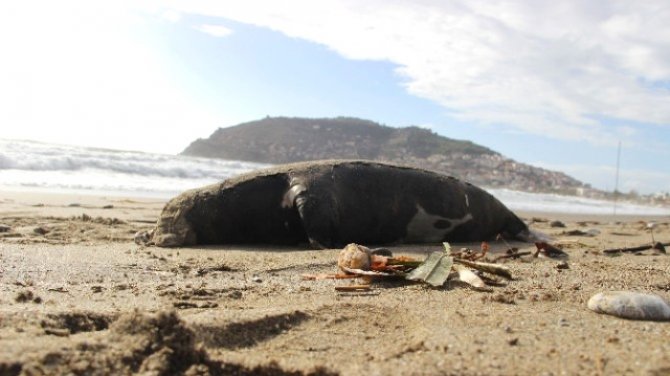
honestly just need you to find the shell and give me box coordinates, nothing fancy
[587,291,670,321]
[338,244,372,272]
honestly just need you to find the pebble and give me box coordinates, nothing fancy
[33,226,50,235]
[549,220,565,228]
[555,261,569,270]
[134,230,152,245]
[0,224,10,233]
[587,291,670,321]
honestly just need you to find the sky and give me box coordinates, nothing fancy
[1,1,670,194]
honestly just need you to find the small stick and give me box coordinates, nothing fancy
[335,285,371,291]
[492,251,532,262]
[603,242,670,254]
[453,258,513,279]
[301,273,358,280]
[496,233,515,252]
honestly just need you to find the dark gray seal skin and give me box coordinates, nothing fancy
[151,160,540,249]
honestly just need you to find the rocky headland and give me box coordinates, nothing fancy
[182,116,595,196]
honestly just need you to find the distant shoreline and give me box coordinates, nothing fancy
[1,186,668,217]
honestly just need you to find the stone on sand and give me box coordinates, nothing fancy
[587,291,670,321]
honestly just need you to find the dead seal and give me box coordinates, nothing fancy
[150,160,541,248]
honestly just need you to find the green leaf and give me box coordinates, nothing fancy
[405,251,453,287]
[443,242,452,256]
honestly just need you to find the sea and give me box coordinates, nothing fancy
[1,138,668,216]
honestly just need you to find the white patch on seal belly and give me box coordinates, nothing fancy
[405,204,473,242]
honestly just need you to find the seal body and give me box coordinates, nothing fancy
[152,160,534,248]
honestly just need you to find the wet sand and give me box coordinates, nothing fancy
[1,190,669,375]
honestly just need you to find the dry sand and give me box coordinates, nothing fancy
[1,190,669,375]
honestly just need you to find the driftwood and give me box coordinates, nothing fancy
[602,242,668,254]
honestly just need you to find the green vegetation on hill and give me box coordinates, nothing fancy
[182,116,495,162]
[181,116,587,194]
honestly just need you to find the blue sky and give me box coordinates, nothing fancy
[1,1,670,194]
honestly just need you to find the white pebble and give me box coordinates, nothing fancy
[587,291,670,321]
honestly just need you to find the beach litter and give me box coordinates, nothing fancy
[587,291,670,321]
[601,222,668,255]
[134,230,153,245]
[562,228,600,237]
[305,242,513,292]
[534,242,569,259]
[602,241,668,255]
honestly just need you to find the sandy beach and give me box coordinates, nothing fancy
[1,190,669,375]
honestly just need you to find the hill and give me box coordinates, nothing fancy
[181,116,588,194]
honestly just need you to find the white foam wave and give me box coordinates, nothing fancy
[488,188,670,216]
[0,138,268,197]
[0,139,266,179]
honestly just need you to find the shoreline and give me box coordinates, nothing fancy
[2,186,669,217]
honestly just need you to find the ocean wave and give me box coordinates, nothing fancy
[0,139,267,179]
[488,188,670,215]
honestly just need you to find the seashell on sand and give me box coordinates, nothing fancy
[587,291,670,321]
[338,243,372,272]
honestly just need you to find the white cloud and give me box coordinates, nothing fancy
[161,9,181,23]
[157,0,670,146]
[194,24,233,37]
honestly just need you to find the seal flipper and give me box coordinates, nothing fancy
[294,192,340,249]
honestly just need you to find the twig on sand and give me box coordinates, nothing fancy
[602,242,668,255]
[492,251,532,262]
[301,273,358,280]
[335,285,371,292]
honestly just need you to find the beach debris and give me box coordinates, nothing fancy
[563,229,600,237]
[134,230,153,245]
[102,204,114,209]
[587,291,670,321]
[653,242,667,253]
[405,250,454,287]
[328,242,513,290]
[301,273,358,280]
[550,220,566,228]
[0,224,10,233]
[33,226,50,235]
[453,242,489,261]
[603,241,669,255]
[555,261,569,270]
[492,248,532,262]
[337,243,422,276]
[453,258,513,280]
[334,285,371,292]
[452,264,487,290]
[47,286,69,293]
[338,243,372,271]
[534,242,569,259]
[647,222,657,243]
